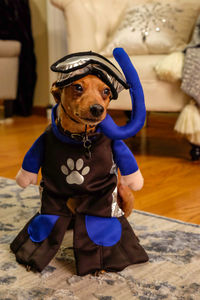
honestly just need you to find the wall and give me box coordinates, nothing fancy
[29,0,49,107]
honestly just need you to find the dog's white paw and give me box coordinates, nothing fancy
[61,158,90,185]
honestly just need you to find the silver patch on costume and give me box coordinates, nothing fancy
[111,186,124,217]
[110,155,118,176]
[61,158,90,185]
[39,180,44,213]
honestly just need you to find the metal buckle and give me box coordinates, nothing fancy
[83,135,92,159]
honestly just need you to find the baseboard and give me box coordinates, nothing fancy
[32,106,47,116]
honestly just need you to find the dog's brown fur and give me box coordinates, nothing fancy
[51,74,134,217]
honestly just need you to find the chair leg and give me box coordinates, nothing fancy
[4,100,14,118]
[190,143,200,161]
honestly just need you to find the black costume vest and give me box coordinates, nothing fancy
[40,126,117,217]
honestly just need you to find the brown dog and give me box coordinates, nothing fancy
[51,74,134,217]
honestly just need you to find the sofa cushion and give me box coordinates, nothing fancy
[109,54,166,81]
[0,40,21,57]
[101,0,200,56]
[108,79,189,112]
[108,54,189,111]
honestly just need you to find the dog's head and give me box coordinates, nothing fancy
[51,75,111,127]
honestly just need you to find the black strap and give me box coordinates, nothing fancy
[60,101,81,124]
[57,119,93,159]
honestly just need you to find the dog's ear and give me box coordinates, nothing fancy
[51,82,61,103]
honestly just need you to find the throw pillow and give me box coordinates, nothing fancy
[101,1,199,56]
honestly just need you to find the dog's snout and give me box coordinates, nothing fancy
[90,104,104,117]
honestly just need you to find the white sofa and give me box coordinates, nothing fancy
[48,0,200,113]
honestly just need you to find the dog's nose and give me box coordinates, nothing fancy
[90,104,104,117]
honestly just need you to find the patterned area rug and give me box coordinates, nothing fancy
[0,177,200,300]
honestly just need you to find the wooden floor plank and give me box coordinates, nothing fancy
[0,111,200,224]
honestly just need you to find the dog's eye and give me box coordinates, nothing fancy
[73,84,83,92]
[103,88,110,96]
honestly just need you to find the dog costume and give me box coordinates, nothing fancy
[11,48,148,275]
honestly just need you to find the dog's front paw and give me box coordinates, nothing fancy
[61,158,90,185]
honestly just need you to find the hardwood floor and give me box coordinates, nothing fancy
[1,111,200,224]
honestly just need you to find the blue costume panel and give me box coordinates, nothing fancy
[28,214,59,243]
[85,215,122,247]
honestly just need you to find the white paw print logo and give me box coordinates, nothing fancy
[61,158,90,185]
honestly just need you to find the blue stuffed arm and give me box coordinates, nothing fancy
[16,133,45,188]
[112,140,138,176]
[112,140,144,191]
[22,133,45,173]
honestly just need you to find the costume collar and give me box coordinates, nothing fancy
[51,104,101,145]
